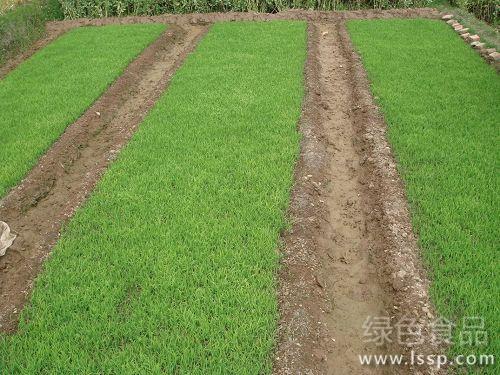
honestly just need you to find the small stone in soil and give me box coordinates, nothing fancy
[468,34,480,42]
[396,270,407,279]
[489,52,500,61]
[392,278,405,291]
[441,14,453,20]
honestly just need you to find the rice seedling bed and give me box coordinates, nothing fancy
[0,23,165,197]
[0,20,307,373]
[0,10,497,374]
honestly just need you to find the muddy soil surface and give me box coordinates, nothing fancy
[0,8,444,374]
[273,16,443,375]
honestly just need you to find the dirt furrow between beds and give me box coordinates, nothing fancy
[275,21,391,375]
[312,21,391,374]
[275,20,443,375]
[0,23,208,333]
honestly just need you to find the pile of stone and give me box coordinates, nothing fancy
[442,14,500,65]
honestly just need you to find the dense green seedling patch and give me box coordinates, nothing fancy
[348,19,499,372]
[0,21,306,373]
[0,23,165,197]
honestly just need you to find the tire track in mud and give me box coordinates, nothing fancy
[275,20,443,375]
[0,23,208,333]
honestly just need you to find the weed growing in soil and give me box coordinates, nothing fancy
[348,19,499,372]
[0,0,63,64]
[0,23,165,198]
[0,21,306,373]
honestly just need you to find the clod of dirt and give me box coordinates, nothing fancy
[0,221,16,256]
[392,275,406,291]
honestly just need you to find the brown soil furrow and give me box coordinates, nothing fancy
[0,23,208,333]
[274,22,329,375]
[275,21,391,375]
[313,21,391,374]
[337,21,445,373]
[275,18,444,375]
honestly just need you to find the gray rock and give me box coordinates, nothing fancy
[0,221,16,257]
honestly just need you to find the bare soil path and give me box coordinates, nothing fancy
[0,23,208,332]
[274,18,443,375]
[313,21,391,374]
